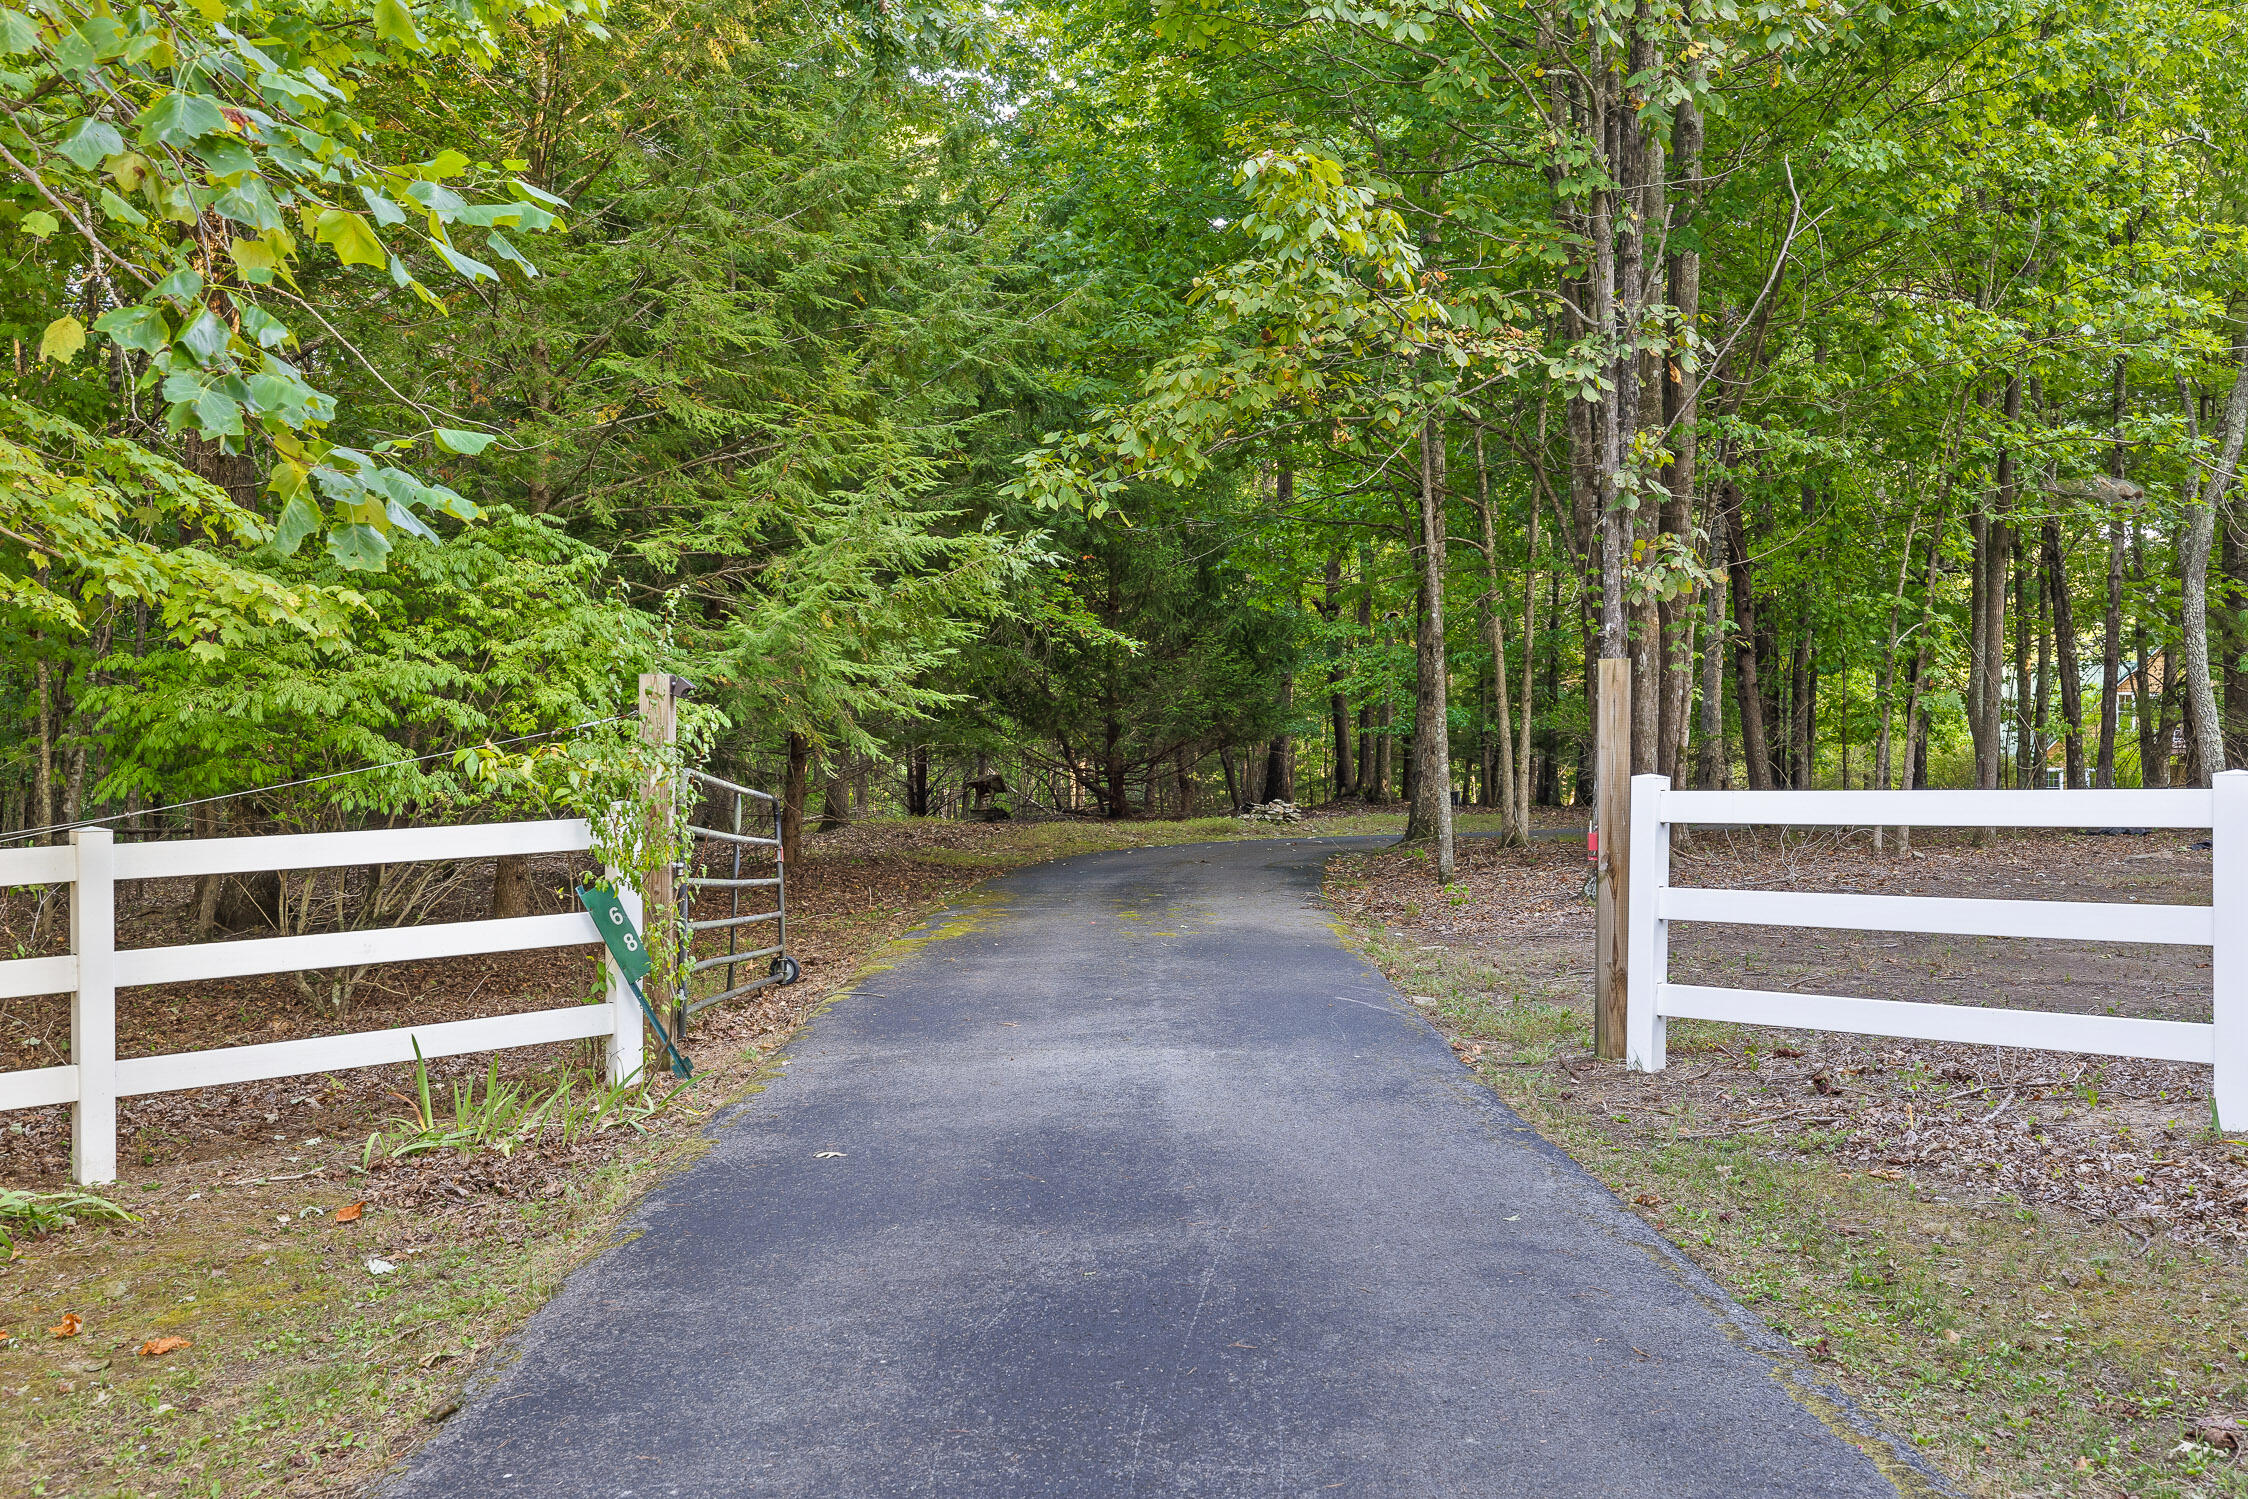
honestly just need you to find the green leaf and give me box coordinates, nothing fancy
[137,92,228,149]
[93,304,171,354]
[273,492,321,555]
[0,9,36,53]
[58,118,124,171]
[39,315,85,364]
[403,179,468,216]
[372,0,424,47]
[483,231,538,275]
[428,238,496,283]
[509,178,568,209]
[314,209,387,269]
[191,136,258,179]
[358,187,407,226]
[211,176,284,232]
[180,308,230,364]
[420,149,471,179]
[19,210,57,240]
[98,188,147,226]
[384,495,440,542]
[194,386,244,436]
[229,237,281,279]
[328,522,392,570]
[152,267,204,307]
[434,427,496,455]
[241,304,292,349]
[53,26,94,71]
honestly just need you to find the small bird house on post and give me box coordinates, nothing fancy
[1595,657,1630,1060]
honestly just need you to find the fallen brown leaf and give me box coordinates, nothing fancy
[2186,1414,2242,1452]
[1632,1192,1663,1207]
[139,1336,191,1357]
[49,1313,81,1339]
[335,1200,366,1223]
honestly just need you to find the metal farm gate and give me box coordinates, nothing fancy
[676,767,799,1033]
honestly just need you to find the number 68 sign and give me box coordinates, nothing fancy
[576,885,653,985]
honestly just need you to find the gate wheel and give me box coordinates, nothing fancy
[771,954,801,986]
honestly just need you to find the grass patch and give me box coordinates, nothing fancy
[1344,925,2248,1499]
[0,809,1456,1496]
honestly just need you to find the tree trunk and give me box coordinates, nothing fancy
[1473,430,1522,844]
[1695,551,1724,789]
[2224,500,2248,766]
[2099,354,2129,787]
[1874,507,1923,796]
[1720,483,1775,788]
[1325,552,1353,798]
[819,753,851,832]
[2013,545,2036,788]
[2099,514,2126,788]
[907,744,930,816]
[2153,649,2179,788]
[2042,518,2085,788]
[1969,377,2020,793]
[1658,86,1704,784]
[781,733,811,861]
[489,854,533,919]
[1264,729,1292,804]
[1789,631,1813,789]
[1402,417,1456,880]
[1374,703,1393,802]
[2178,329,2248,785]
[1104,713,1129,816]
[1517,479,1541,824]
[2134,522,2158,784]
[34,647,55,839]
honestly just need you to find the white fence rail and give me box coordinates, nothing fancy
[1625,772,2244,1131]
[0,820,644,1185]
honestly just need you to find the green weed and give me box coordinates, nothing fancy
[0,1187,135,1254]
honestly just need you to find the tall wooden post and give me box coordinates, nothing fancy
[1595,658,1631,1059]
[638,673,680,1039]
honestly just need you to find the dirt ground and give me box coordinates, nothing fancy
[1326,822,2248,1499]
[8,807,2241,1497]
[1331,824,2242,1244]
[0,806,1466,1497]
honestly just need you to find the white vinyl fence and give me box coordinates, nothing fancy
[0,821,644,1185]
[1626,771,2244,1131]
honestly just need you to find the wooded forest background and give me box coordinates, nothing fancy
[5,0,2247,873]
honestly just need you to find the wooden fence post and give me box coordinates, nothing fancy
[639,673,680,1037]
[1595,657,1630,1060]
[71,827,116,1185]
[2215,770,2245,1132]
[1626,773,1668,1072]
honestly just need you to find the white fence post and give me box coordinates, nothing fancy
[71,827,117,1186]
[604,872,646,1088]
[1626,774,1669,1072]
[2214,771,2245,1132]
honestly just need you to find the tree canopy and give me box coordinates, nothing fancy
[6,0,2248,863]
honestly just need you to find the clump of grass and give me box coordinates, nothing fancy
[0,1187,135,1254]
[362,1044,696,1165]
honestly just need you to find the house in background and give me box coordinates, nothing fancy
[2021,656,2180,787]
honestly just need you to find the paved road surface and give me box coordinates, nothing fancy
[389,838,1946,1498]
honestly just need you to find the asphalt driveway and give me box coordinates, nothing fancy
[387,837,1945,1498]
